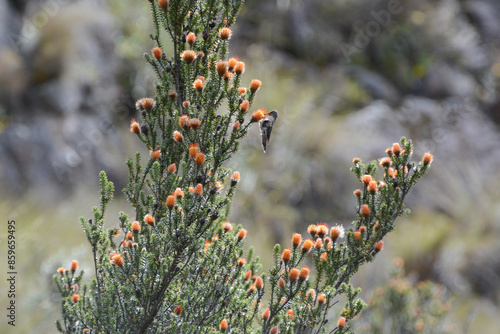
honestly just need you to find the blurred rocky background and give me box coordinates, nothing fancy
[1,0,499,332]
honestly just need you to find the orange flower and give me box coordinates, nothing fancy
[255,276,264,290]
[320,252,328,262]
[131,221,141,233]
[289,268,300,283]
[301,239,314,253]
[299,267,310,282]
[352,157,361,164]
[278,277,286,288]
[174,305,182,316]
[193,78,204,92]
[291,233,302,248]
[195,152,205,166]
[144,214,155,227]
[216,61,228,77]
[167,163,176,174]
[158,0,169,10]
[194,183,203,197]
[150,148,161,160]
[392,143,402,156]
[367,180,378,194]
[237,228,247,241]
[317,223,328,238]
[126,232,134,240]
[152,47,162,60]
[249,79,262,93]
[189,143,199,158]
[422,152,433,166]
[72,294,80,303]
[240,100,249,112]
[282,248,291,264]
[173,131,183,143]
[219,319,228,332]
[174,188,184,199]
[315,238,323,250]
[234,61,245,75]
[238,87,247,95]
[231,171,240,186]
[70,260,78,273]
[360,204,370,218]
[166,195,176,210]
[379,157,391,168]
[130,119,140,134]
[228,57,238,72]
[353,189,361,197]
[186,32,196,45]
[286,309,294,319]
[337,317,346,329]
[219,27,232,40]
[112,253,124,267]
[250,108,266,123]
[317,294,326,304]
[237,258,246,267]
[57,267,64,275]
[374,240,384,252]
[189,118,201,130]
[232,121,240,131]
[354,230,362,241]
[262,308,270,320]
[307,224,317,237]
[179,114,190,130]
[244,270,252,280]
[135,97,156,111]
[361,174,372,186]
[222,222,233,232]
[180,50,197,64]
[270,326,279,334]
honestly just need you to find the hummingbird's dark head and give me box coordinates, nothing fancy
[269,110,278,118]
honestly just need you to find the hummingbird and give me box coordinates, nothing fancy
[259,110,278,153]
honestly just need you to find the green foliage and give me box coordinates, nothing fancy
[53,1,433,333]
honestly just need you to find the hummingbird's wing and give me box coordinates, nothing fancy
[260,119,270,153]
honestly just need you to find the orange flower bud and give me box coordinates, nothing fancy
[130,119,140,134]
[173,130,183,143]
[70,260,78,273]
[186,32,196,45]
[360,204,370,218]
[237,228,247,241]
[314,238,323,250]
[126,232,134,240]
[306,288,316,300]
[352,157,361,164]
[299,267,310,282]
[255,276,264,290]
[158,0,169,11]
[174,305,182,316]
[282,248,291,264]
[354,230,362,241]
[301,239,314,253]
[152,47,162,60]
[337,317,346,329]
[181,50,197,64]
[57,267,64,275]
[244,270,252,280]
[189,143,199,158]
[168,91,177,100]
[195,152,205,166]
[249,79,262,93]
[374,240,384,252]
[359,226,367,234]
[286,309,294,319]
[144,214,155,227]
[270,326,279,334]
[278,277,286,288]
[317,293,326,304]
[222,221,233,232]
[72,294,80,303]
[289,268,300,283]
[422,152,433,166]
[320,252,327,262]
[353,189,361,197]
[232,121,240,131]
[194,183,203,197]
[131,221,141,233]
[237,258,246,267]
[179,114,190,130]
[219,27,232,40]
[262,308,270,320]
[219,319,228,332]
[291,233,302,248]
[166,195,175,210]
[238,87,247,95]
[150,149,161,160]
[167,163,176,174]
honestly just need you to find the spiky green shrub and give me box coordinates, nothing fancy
[53,1,433,333]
